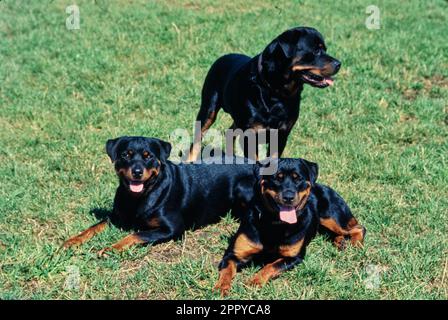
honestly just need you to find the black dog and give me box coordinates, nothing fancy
[188,27,341,161]
[214,159,365,296]
[63,136,255,255]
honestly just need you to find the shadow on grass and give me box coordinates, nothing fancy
[89,207,135,231]
[91,207,111,221]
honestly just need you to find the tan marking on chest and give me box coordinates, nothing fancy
[279,238,304,257]
[234,233,263,261]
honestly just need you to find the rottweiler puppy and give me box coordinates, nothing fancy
[63,136,255,255]
[214,158,365,296]
[188,26,341,161]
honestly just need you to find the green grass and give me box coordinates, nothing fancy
[0,0,447,300]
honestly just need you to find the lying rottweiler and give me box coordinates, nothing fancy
[214,158,365,296]
[188,26,341,161]
[63,136,255,255]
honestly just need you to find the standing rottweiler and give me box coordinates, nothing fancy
[63,136,255,256]
[214,159,365,296]
[188,26,341,161]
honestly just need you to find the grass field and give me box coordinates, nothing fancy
[0,0,447,300]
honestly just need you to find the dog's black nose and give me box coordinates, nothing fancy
[132,167,143,179]
[282,192,295,204]
[333,60,341,73]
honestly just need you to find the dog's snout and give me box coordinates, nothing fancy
[282,191,296,204]
[131,166,143,179]
[332,60,341,73]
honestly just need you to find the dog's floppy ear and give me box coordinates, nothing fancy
[276,29,298,58]
[152,138,172,162]
[266,28,302,59]
[301,159,319,185]
[266,40,290,60]
[255,158,278,179]
[106,137,124,162]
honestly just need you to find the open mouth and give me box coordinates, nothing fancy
[119,168,159,194]
[300,71,334,88]
[127,180,145,194]
[272,201,299,224]
[276,195,308,224]
[278,205,297,224]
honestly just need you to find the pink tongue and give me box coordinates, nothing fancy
[279,206,297,224]
[130,183,144,193]
[325,78,334,86]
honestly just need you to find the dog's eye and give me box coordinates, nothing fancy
[292,172,299,181]
[142,151,151,160]
[276,173,284,181]
[122,150,133,159]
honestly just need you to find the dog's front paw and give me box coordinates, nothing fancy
[97,247,113,258]
[249,274,265,287]
[62,237,83,249]
[213,280,231,297]
[249,272,271,287]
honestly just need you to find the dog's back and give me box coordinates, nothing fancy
[171,161,255,228]
[201,54,251,112]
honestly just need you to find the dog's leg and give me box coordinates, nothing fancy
[274,130,290,158]
[240,131,259,162]
[213,259,238,297]
[249,256,303,287]
[97,229,176,256]
[320,217,366,249]
[346,218,366,246]
[214,232,263,296]
[272,117,297,158]
[228,122,237,157]
[187,91,221,162]
[62,220,109,248]
[250,237,305,286]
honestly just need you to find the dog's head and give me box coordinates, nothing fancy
[257,158,318,224]
[261,26,340,89]
[106,136,171,195]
